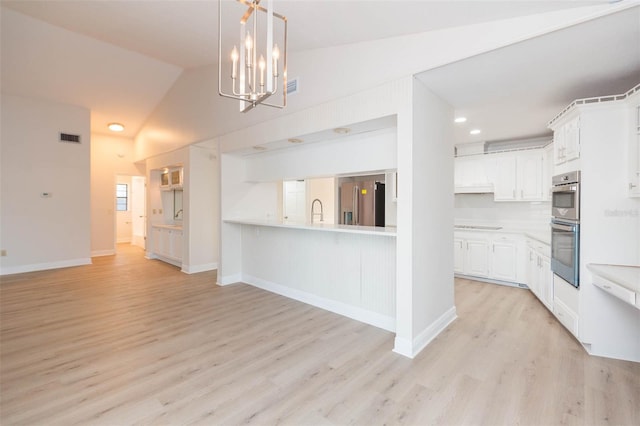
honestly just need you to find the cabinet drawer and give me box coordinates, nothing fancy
[592,275,636,307]
[553,297,578,338]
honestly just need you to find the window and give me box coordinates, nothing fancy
[116,183,128,211]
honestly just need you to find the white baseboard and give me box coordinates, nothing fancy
[116,238,131,244]
[455,273,528,289]
[91,249,116,257]
[393,306,457,358]
[218,274,241,286]
[181,262,218,274]
[243,274,395,332]
[0,258,92,276]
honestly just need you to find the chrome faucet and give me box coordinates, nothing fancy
[311,199,324,223]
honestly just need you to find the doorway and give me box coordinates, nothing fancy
[116,175,146,250]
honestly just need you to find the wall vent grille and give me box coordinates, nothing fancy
[287,78,299,95]
[59,133,81,143]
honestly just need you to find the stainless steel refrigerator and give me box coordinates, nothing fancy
[339,180,385,226]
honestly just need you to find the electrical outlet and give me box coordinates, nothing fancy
[153,209,157,214]
[159,209,163,214]
[1,249,7,256]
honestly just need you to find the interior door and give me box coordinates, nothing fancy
[131,176,146,249]
[283,180,306,223]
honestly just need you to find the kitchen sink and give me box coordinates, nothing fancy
[454,225,503,230]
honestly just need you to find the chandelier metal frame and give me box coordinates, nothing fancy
[218,0,288,113]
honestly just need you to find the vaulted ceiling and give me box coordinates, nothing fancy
[1,0,638,144]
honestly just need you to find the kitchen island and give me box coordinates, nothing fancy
[222,219,397,331]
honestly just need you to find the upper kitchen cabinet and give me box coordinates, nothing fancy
[552,114,581,166]
[628,91,640,198]
[493,150,545,202]
[454,155,494,193]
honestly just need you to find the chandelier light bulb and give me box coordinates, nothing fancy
[230,46,239,78]
[259,55,266,87]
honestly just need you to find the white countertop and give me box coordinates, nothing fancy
[152,224,183,230]
[224,219,397,237]
[454,222,551,245]
[587,264,640,294]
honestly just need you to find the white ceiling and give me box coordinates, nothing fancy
[1,0,637,144]
[416,5,640,146]
[1,0,608,69]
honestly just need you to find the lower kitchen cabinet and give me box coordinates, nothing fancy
[490,237,518,282]
[151,226,183,265]
[526,240,553,310]
[455,233,489,278]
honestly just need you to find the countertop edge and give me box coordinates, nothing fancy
[224,219,397,236]
[587,263,640,294]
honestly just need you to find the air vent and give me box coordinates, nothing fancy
[287,77,299,95]
[59,133,81,144]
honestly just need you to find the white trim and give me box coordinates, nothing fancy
[91,249,116,257]
[218,273,242,286]
[181,262,218,274]
[0,258,92,276]
[116,237,132,244]
[393,306,457,358]
[243,274,396,332]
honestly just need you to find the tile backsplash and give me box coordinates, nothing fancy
[454,193,550,226]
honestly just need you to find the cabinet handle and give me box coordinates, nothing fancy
[520,190,523,198]
[492,244,495,253]
[630,183,638,190]
[529,252,533,261]
[512,189,515,198]
[557,311,564,317]
[603,285,612,290]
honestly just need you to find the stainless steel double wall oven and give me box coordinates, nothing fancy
[551,171,580,287]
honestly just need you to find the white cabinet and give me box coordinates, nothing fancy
[628,104,640,197]
[490,237,518,282]
[455,232,524,284]
[160,167,183,191]
[454,155,494,193]
[151,226,183,265]
[526,240,553,310]
[454,233,489,278]
[493,151,544,202]
[553,116,580,165]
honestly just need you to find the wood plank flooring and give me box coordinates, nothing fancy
[1,244,638,425]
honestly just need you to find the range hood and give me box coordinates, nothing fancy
[454,184,494,194]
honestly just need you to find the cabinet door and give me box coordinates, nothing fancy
[540,255,553,310]
[465,239,489,277]
[454,238,464,273]
[152,227,163,255]
[518,153,543,201]
[526,246,539,296]
[554,126,566,165]
[493,156,517,201]
[564,117,580,162]
[491,239,518,281]
[171,230,183,261]
[159,229,171,257]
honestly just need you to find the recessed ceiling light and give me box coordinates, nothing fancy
[108,122,125,132]
[333,127,351,134]
[470,129,481,135]
[288,138,303,144]
[454,117,467,123]
[252,145,267,151]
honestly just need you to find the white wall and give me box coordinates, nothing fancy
[393,78,456,357]
[184,145,219,273]
[243,128,397,182]
[454,194,550,228]
[91,133,144,256]
[0,94,91,274]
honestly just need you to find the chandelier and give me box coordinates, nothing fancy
[218,0,288,113]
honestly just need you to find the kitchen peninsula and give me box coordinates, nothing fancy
[225,219,397,330]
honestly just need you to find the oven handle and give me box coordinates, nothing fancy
[551,184,578,193]
[551,222,575,231]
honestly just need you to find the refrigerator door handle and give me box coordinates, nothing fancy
[354,185,359,225]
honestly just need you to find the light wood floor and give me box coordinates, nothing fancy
[1,245,638,426]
